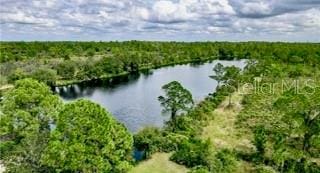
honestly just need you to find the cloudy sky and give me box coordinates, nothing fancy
[1,0,319,41]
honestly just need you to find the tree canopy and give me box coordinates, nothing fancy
[41,99,134,172]
[0,78,62,172]
[221,66,241,106]
[274,86,320,152]
[1,41,319,86]
[210,63,225,86]
[158,81,194,121]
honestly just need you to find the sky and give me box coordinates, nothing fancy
[0,0,320,42]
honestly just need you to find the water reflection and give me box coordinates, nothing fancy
[56,60,246,132]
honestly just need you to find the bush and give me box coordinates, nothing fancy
[162,132,189,152]
[170,138,213,168]
[55,60,76,79]
[253,125,267,163]
[7,68,27,83]
[134,127,189,159]
[210,149,237,173]
[281,159,320,173]
[30,68,57,86]
[165,115,201,137]
[188,166,210,173]
[134,127,165,159]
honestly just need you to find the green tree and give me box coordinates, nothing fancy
[7,68,27,84]
[86,48,95,57]
[274,87,320,152]
[134,127,164,159]
[0,79,62,172]
[30,68,57,86]
[267,86,320,172]
[222,66,241,106]
[56,60,76,79]
[210,63,225,86]
[99,56,123,74]
[41,99,133,173]
[158,81,194,121]
[170,138,212,168]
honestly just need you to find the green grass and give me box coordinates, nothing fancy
[132,78,320,172]
[129,91,254,173]
[132,89,258,173]
[200,88,257,173]
[201,89,254,153]
[129,153,189,173]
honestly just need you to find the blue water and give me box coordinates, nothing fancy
[56,60,246,132]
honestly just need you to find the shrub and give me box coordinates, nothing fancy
[7,68,27,83]
[29,68,57,86]
[165,115,201,137]
[253,125,267,163]
[134,127,165,159]
[134,127,189,159]
[210,149,237,173]
[55,60,76,79]
[281,159,320,173]
[162,132,189,152]
[188,166,210,173]
[170,138,213,168]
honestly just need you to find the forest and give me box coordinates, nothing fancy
[1,41,319,86]
[0,41,320,173]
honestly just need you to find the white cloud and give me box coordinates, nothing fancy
[229,0,320,18]
[32,0,57,8]
[0,11,56,27]
[132,7,150,21]
[0,0,319,41]
[193,0,235,15]
[146,0,194,23]
[232,8,320,34]
[240,1,272,16]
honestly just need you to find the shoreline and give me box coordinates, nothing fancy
[54,57,218,87]
[0,57,222,90]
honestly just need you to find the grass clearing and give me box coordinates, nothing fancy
[201,88,256,172]
[201,89,254,153]
[129,153,189,173]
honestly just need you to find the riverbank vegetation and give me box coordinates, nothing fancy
[1,42,319,87]
[0,42,320,172]
[132,53,320,172]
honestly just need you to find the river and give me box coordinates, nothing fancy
[55,60,246,132]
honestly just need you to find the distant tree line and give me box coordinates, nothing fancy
[1,41,319,86]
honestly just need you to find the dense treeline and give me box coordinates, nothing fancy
[1,42,320,172]
[1,42,320,63]
[1,41,320,86]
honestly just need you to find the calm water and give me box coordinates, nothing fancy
[56,60,246,132]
